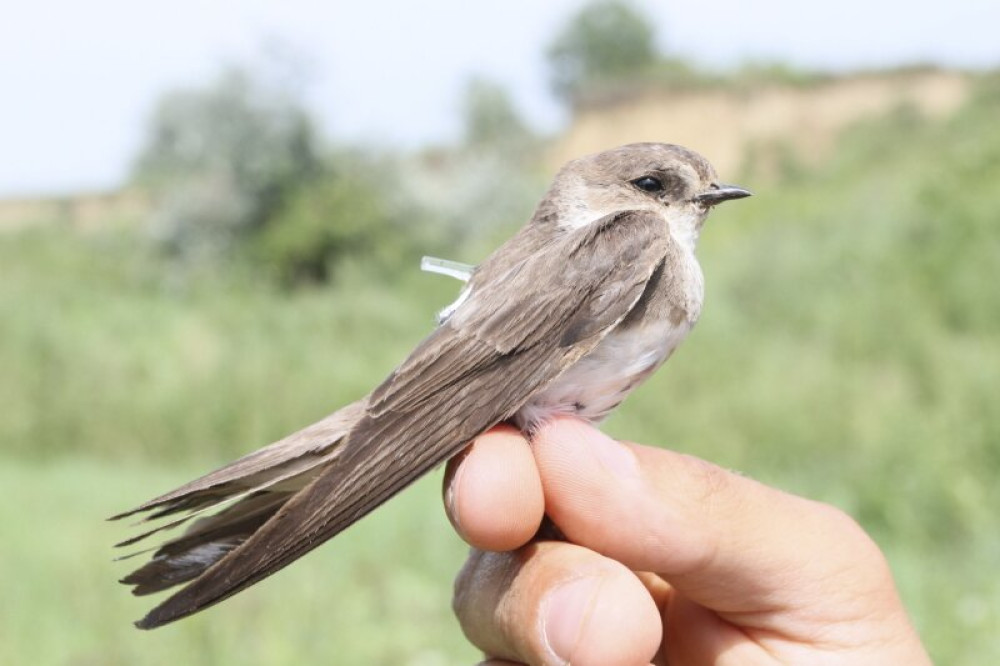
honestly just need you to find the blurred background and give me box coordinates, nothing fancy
[2,1,998,663]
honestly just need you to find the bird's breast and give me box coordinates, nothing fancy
[514,243,704,430]
[514,315,695,430]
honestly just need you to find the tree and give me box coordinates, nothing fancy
[251,150,409,285]
[133,66,321,259]
[546,0,659,106]
[461,76,533,151]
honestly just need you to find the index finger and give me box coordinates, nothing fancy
[443,424,545,552]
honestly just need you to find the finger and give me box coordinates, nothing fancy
[454,541,661,666]
[444,425,545,551]
[532,417,894,620]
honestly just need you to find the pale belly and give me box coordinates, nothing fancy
[514,318,694,430]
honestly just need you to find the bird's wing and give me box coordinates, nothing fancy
[133,210,671,629]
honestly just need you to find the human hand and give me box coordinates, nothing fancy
[443,417,931,666]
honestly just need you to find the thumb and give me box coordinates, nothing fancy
[531,417,897,619]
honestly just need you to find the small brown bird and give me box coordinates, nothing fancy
[113,142,750,629]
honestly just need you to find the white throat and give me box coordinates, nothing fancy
[557,201,704,256]
[669,209,703,254]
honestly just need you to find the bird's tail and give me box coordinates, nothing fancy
[111,399,367,596]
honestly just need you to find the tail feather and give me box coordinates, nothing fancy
[114,399,366,597]
[111,399,367,522]
[121,492,292,595]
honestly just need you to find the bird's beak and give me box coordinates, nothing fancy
[694,184,753,206]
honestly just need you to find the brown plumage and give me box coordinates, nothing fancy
[112,143,750,629]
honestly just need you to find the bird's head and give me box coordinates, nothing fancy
[544,142,751,250]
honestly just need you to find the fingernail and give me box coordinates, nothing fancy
[444,467,464,536]
[542,576,602,663]
[583,425,639,478]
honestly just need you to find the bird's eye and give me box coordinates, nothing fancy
[633,176,664,193]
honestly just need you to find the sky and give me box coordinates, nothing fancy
[1,0,998,197]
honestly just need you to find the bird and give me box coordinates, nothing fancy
[112,142,751,629]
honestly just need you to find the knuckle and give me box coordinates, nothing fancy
[451,548,483,617]
[451,546,552,665]
[813,501,874,548]
[452,549,526,645]
[678,453,733,507]
[808,500,895,586]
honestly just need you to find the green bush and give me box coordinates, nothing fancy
[250,155,412,285]
[133,66,321,260]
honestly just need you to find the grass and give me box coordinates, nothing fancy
[0,233,459,464]
[0,456,477,666]
[2,79,999,664]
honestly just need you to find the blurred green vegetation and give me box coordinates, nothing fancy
[133,67,322,264]
[547,0,659,105]
[0,458,474,665]
[545,0,851,108]
[2,68,999,666]
[129,63,545,289]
